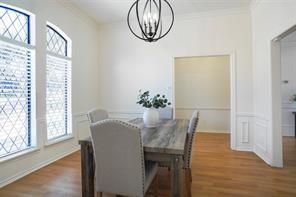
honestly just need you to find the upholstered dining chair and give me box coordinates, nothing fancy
[89,119,159,197]
[157,107,173,119]
[87,108,109,123]
[183,110,199,197]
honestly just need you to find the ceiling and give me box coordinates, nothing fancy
[67,0,252,24]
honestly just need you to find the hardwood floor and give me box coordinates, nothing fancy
[0,133,296,197]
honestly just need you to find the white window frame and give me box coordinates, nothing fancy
[45,21,72,145]
[0,3,37,163]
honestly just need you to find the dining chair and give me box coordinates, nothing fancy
[157,107,173,119]
[89,119,159,197]
[183,110,199,197]
[87,108,109,123]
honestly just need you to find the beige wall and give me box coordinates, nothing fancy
[175,56,230,132]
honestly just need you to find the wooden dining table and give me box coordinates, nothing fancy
[79,118,189,197]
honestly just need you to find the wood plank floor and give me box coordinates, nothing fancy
[0,133,296,197]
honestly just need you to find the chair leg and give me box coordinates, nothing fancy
[185,169,191,197]
[189,168,192,182]
[153,173,159,197]
[96,192,102,197]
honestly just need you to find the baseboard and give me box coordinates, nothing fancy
[254,145,272,165]
[0,146,80,188]
[236,147,253,152]
[198,130,230,134]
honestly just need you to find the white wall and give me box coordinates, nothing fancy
[251,0,296,166]
[0,0,100,187]
[174,56,230,132]
[97,9,254,151]
[281,41,296,136]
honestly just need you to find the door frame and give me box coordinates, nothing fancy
[270,25,296,167]
[172,52,237,150]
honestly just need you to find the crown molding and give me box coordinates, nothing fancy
[175,7,250,22]
[249,0,263,12]
[55,0,101,28]
[99,7,250,29]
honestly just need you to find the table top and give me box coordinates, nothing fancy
[79,118,189,155]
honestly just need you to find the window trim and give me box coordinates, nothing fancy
[0,3,36,45]
[45,22,72,144]
[0,3,37,159]
[0,5,31,44]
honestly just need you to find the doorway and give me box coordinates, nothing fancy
[271,25,296,167]
[173,54,236,149]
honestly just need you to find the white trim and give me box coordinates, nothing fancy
[176,107,230,111]
[0,147,79,188]
[236,112,254,117]
[55,0,100,28]
[0,147,40,164]
[198,130,230,134]
[44,134,74,147]
[249,0,262,12]
[175,8,250,22]
[241,121,249,143]
[99,6,250,28]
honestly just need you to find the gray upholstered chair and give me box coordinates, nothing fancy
[87,108,109,123]
[157,107,173,119]
[183,110,199,196]
[89,119,158,197]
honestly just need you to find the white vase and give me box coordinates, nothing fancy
[143,108,159,128]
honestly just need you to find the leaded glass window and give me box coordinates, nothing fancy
[0,5,34,157]
[46,24,71,140]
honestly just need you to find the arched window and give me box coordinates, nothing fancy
[46,23,72,141]
[0,4,36,157]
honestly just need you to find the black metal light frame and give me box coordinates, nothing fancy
[127,0,174,42]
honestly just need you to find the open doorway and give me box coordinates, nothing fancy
[173,55,234,148]
[271,25,296,167]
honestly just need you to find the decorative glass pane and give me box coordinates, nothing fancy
[0,6,29,44]
[0,40,32,157]
[46,26,67,56]
[46,55,70,140]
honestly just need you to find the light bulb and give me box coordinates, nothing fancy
[147,12,151,19]
[143,14,148,24]
[153,13,158,22]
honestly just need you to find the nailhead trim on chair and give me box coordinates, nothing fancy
[91,119,145,196]
[184,113,199,169]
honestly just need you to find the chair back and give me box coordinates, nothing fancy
[184,110,199,169]
[90,119,145,196]
[157,107,173,119]
[87,109,109,123]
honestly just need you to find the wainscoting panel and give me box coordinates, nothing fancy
[235,113,253,151]
[254,116,271,164]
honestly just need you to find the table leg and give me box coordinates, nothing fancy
[81,144,95,197]
[294,112,296,138]
[171,155,183,197]
[294,113,296,138]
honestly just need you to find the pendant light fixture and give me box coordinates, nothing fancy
[127,0,174,42]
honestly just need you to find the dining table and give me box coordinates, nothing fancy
[79,118,189,197]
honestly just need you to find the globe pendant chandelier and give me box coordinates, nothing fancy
[127,0,174,42]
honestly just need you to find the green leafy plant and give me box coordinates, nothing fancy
[291,94,296,102]
[136,90,171,109]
